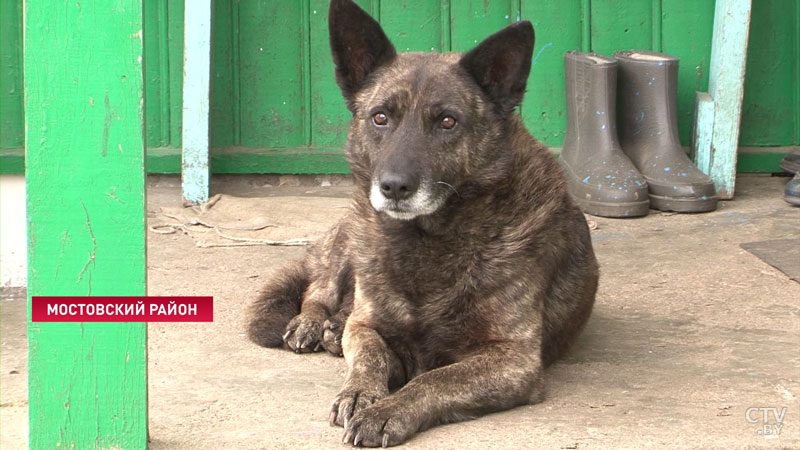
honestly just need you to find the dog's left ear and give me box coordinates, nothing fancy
[460,21,535,115]
[329,0,396,109]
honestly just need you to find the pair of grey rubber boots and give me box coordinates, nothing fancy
[559,51,718,218]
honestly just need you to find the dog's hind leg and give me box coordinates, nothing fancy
[247,259,309,348]
[284,276,340,353]
[282,218,355,354]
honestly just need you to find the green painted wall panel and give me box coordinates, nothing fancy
[167,0,185,147]
[381,0,446,52]
[590,0,653,55]
[309,0,344,147]
[142,0,183,148]
[451,1,518,52]
[144,0,166,147]
[739,0,796,146]
[0,0,24,149]
[521,0,582,146]
[211,0,236,147]
[238,1,307,147]
[24,0,148,447]
[3,0,798,170]
[662,0,715,146]
[308,0,376,148]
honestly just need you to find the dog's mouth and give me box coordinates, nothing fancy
[382,205,427,220]
[369,181,450,220]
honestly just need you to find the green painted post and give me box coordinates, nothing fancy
[24,1,148,448]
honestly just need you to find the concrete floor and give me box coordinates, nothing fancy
[2,174,798,449]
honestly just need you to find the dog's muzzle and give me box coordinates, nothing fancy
[369,178,446,220]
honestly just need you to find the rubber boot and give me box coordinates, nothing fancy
[780,150,800,174]
[560,51,650,218]
[785,173,800,206]
[614,51,718,212]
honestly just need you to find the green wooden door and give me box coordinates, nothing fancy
[2,0,798,174]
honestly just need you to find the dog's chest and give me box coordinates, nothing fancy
[374,291,481,371]
[383,229,487,298]
[360,230,508,365]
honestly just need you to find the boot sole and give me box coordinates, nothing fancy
[570,195,649,218]
[779,159,800,174]
[649,193,718,213]
[784,195,800,206]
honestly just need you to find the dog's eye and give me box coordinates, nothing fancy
[440,116,457,130]
[373,112,389,126]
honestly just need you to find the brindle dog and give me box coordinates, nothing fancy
[248,0,599,446]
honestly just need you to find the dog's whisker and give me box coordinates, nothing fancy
[436,181,460,198]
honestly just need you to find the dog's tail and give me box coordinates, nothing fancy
[247,260,308,347]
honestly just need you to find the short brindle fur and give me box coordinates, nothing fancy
[248,0,599,446]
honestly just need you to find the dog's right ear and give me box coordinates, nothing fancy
[329,0,396,108]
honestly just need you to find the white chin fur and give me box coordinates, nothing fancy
[369,182,444,220]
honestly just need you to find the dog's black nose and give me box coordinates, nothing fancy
[379,172,418,201]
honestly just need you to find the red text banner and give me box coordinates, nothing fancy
[32,296,214,322]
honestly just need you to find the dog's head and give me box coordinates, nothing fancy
[330,0,534,221]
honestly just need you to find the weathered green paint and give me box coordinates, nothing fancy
[580,0,591,52]
[0,147,24,174]
[3,144,790,177]
[381,0,446,52]
[144,0,168,146]
[735,148,793,173]
[3,0,798,171]
[521,0,582,146]
[651,0,662,51]
[693,0,752,199]
[309,0,345,148]
[0,0,24,149]
[662,0,714,145]
[168,0,185,147]
[308,0,375,148]
[796,0,800,146]
[131,145,796,175]
[24,1,147,448]
[693,92,715,175]
[590,0,652,55]
[148,146,351,174]
[739,0,796,146]
[182,0,213,204]
[451,1,518,52]
[143,0,184,149]
[238,1,307,147]
[211,0,236,147]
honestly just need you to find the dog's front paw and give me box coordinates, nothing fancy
[330,382,388,428]
[321,317,344,356]
[342,399,418,447]
[283,313,324,353]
